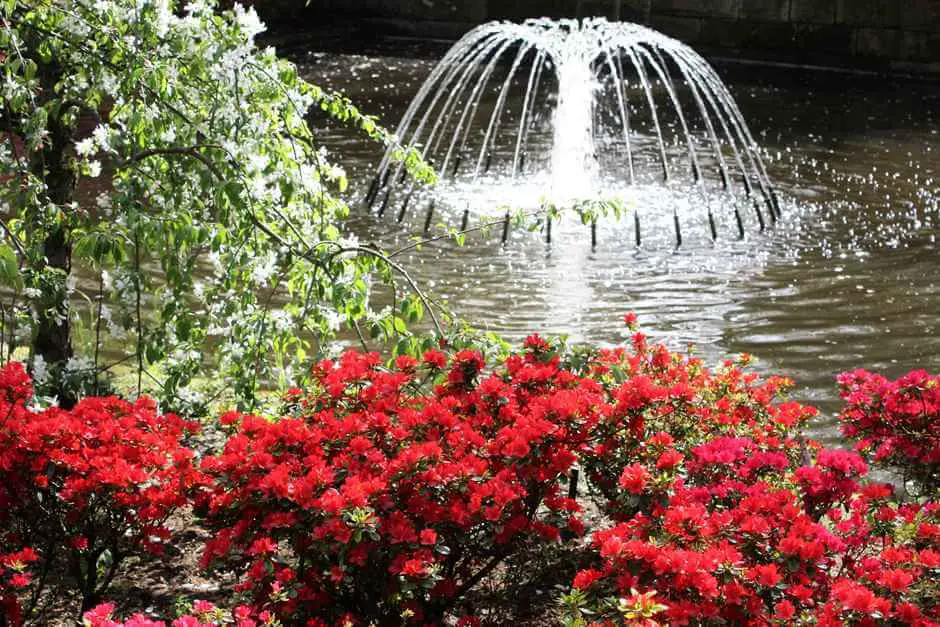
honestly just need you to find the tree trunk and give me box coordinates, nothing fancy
[31,61,76,408]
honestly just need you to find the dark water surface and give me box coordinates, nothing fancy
[292,46,938,441]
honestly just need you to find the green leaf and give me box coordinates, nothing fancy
[392,316,408,336]
[0,243,21,289]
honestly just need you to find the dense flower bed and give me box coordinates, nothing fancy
[0,362,205,619]
[838,369,939,496]
[197,343,598,623]
[1,321,937,626]
[564,338,939,625]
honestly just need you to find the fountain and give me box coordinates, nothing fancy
[366,17,782,244]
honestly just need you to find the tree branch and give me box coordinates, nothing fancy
[332,245,444,337]
[388,210,540,259]
[121,145,224,179]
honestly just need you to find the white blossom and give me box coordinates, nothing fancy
[250,251,278,286]
[95,192,112,211]
[75,137,96,157]
[270,310,292,333]
[234,4,265,39]
[65,356,94,373]
[92,125,111,151]
[31,355,49,384]
[176,386,205,406]
[322,308,345,333]
[338,235,359,250]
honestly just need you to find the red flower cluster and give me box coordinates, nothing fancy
[198,339,600,624]
[567,338,940,626]
[0,362,204,621]
[838,369,939,495]
[82,600,274,627]
[0,546,37,626]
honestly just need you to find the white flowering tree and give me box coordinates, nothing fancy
[0,0,437,410]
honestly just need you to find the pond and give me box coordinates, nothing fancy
[291,38,939,443]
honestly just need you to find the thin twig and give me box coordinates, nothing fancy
[93,269,104,394]
[352,317,370,352]
[122,145,225,180]
[134,227,143,397]
[333,245,444,336]
[388,210,539,259]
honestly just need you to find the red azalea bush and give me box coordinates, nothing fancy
[577,337,818,515]
[198,341,601,624]
[0,361,205,620]
[564,335,940,626]
[569,479,940,625]
[838,369,939,496]
[816,491,940,625]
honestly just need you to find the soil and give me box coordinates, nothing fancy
[28,513,235,626]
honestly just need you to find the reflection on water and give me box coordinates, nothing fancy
[298,49,938,442]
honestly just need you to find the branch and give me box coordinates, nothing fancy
[351,317,370,353]
[332,245,444,337]
[0,218,27,259]
[388,210,540,259]
[452,550,508,601]
[121,145,224,179]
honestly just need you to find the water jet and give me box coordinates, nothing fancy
[370,17,779,244]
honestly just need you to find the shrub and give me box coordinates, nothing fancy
[838,369,939,496]
[563,333,940,626]
[0,362,205,618]
[577,337,818,516]
[0,363,39,626]
[198,339,601,624]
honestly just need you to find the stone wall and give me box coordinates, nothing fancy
[621,0,940,72]
[291,0,940,73]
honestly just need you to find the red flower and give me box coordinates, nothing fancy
[400,559,428,578]
[394,355,419,372]
[623,312,639,331]
[877,568,914,593]
[523,334,550,352]
[248,537,277,556]
[774,600,796,620]
[748,564,781,588]
[618,464,651,494]
[422,349,448,370]
[572,568,605,590]
[655,449,683,470]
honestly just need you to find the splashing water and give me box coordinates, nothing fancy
[367,17,782,241]
[552,56,598,200]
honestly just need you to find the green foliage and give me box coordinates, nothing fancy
[0,0,436,411]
